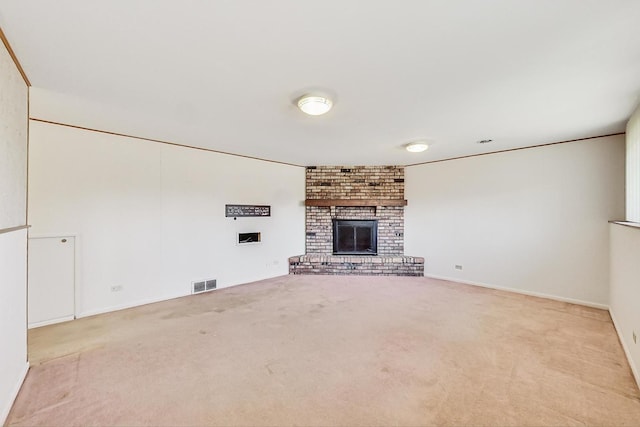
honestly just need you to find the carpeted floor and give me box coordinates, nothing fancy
[7,275,640,426]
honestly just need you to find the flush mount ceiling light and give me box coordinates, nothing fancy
[405,142,429,153]
[297,95,333,116]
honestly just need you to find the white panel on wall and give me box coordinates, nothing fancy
[405,135,625,306]
[0,40,29,424]
[626,105,640,223]
[0,37,28,229]
[27,120,305,317]
[0,230,28,423]
[28,236,76,328]
[609,223,640,387]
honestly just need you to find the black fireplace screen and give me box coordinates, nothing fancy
[332,219,378,255]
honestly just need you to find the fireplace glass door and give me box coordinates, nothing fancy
[332,219,378,255]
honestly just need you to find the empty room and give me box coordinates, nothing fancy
[1,1,640,426]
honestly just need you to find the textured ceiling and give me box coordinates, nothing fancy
[1,0,639,166]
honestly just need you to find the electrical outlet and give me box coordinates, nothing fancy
[634,331,637,344]
[111,285,123,292]
[455,265,463,270]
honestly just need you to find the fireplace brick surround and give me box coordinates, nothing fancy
[289,166,424,276]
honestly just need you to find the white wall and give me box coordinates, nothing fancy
[0,39,29,423]
[28,120,305,317]
[0,51,27,230]
[406,135,625,307]
[0,230,28,422]
[609,107,640,388]
[609,223,640,386]
[627,105,640,222]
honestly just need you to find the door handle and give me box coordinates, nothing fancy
[61,239,67,243]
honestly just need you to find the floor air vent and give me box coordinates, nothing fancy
[192,279,217,294]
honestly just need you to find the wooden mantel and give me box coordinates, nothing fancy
[305,199,408,207]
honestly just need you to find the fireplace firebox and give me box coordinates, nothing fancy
[332,219,378,255]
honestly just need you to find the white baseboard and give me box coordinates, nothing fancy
[77,292,190,318]
[609,309,640,389]
[75,278,275,319]
[28,315,75,329]
[424,274,609,310]
[1,361,29,426]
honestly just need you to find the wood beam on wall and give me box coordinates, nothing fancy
[0,26,31,86]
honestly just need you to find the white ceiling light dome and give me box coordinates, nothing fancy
[297,95,333,116]
[405,141,429,153]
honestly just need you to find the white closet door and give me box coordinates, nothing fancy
[28,236,75,328]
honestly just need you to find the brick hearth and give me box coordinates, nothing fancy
[289,165,425,276]
[289,255,424,276]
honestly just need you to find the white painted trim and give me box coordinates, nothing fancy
[27,232,78,239]
[424,274,609,310]
[0,361,29,426]
[76,291,190,318]
[28,315,75,329]
[609,309,640,389]
[75,278,271,319]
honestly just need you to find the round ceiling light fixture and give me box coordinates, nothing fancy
[297,95,333,116]
[405,142,429,153]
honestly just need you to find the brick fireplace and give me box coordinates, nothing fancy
[289,166,424,276]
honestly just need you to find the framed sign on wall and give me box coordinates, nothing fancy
[225,204,271,218]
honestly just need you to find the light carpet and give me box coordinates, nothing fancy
[7,275,640,426]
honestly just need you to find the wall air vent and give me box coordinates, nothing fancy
[192,278,217,294]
